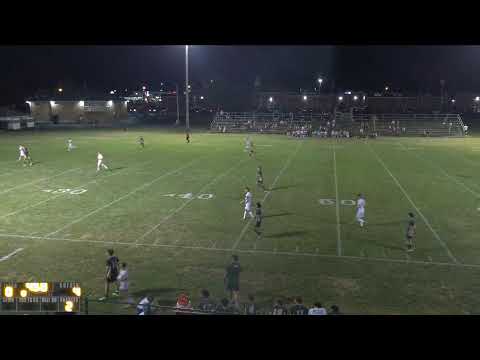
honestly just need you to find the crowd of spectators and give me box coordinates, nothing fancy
[131,255,343,316]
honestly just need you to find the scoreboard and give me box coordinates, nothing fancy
[0,282,81,313]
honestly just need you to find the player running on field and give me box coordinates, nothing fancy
[256,165,266,191]
[99,249,120,301]
[23,146,33,166]
[356,193,366,227]
[405,212,416,252]
[241,187,254,220]
[18,145,26,162]
[138,136,145,148]
[96,152,110,172]
[67,139,75,152]
[254,202,263,236]
[245,136,254,157]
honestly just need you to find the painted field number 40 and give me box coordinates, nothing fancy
[318,198,356,206]
[42,188,88,195]
[163,193,214,200]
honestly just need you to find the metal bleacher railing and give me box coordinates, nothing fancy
[210,112,329,134]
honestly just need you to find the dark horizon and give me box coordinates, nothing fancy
[1,45,480,106]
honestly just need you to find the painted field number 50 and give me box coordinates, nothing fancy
[318,198,356,206]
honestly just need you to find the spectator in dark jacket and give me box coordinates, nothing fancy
[272,299,288,315]
[329,305,342,315]
[197,289,216,313]
[244,294,257,315]
[290,297,309,315]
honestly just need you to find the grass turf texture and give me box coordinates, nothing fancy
[1,129,480,314]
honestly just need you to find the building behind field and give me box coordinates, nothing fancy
[26,98,129,127]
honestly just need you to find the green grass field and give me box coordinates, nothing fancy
[1,128,480,314]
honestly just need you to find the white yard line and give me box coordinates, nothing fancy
[333,147,342,256]
[231,141,303,250]
[0,160,154,219]
[43,160,198,238]
[0,168,81,195]
[0,248,25,263]
[1,232,479,269]
[368,143,459,264]
[140,158,248,245]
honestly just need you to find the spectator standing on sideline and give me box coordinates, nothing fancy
[99,249,119,301]
[216,298,234,314]
[290,297,309,315]
[329,305,342,315]
[308,302,327,315]
[197,289,216,313]
[244,294,257,315]
[137,295,154,315]
[225,255,242,308]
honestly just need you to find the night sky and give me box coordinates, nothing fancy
[1,46,480,106]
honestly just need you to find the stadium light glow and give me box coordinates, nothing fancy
[385,86,389,91]
[58,88,63,93]
[345,91,352,95]
[338,96,343,101]
[451,99,456,103]
[303,95,308,101]
[353,95,358,100]
[26,101,32,106]
[318,78,323,84]
[110,90,114,94]
[107,100,113,107]
[269,97,273,103]
[50,101,55,107]
[78,101,84,107]
[363,95,366,101]
[200,96,204,100]
[475,96,480,102]
[142,86,146,90]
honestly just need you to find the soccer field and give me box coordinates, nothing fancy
[1,129,480,314]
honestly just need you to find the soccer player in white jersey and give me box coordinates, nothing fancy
[96,152,110,172]
[356,193,366,227]
[241,187,254,220]
[67,139,74,152]
[18,145,26,161]
[245,136,254,157]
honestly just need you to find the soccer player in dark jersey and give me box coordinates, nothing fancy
[254,202,262,236]
[100,249,120,301]
[138,136,145,148]
[406,212,416,252]
[256,166,266,191]
[289,296,309,315]
[186,132,190,143]
[224,254,241,308]
[23,146,33,166]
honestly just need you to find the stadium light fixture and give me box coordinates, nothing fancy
[78,101,84,107]
[363,95,366,101]
[385,86,389,91]
[451,99,456,103]
[142,86,146,90]
[107,100,113,107]
[50,101,55,107]
[338,96,343,101]
[318,78,323,84]
[110,90,115,95]
[269,97,273,103]
[475,96,480,102]
[353,95,358,101]
[345,91,352,95]
[58,88,63,93]
[303,95,308,101]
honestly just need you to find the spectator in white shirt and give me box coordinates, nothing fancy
[308,302,327,315]
[137,295,154,315]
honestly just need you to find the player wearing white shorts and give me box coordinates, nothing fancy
[241,187,254,220]
[18,145,26,161]
[97,152,110,172]
[356,193,366,227]
[67,139,74,151]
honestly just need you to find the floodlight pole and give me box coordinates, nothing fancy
[185,45,190,132]
[175,83,180,126]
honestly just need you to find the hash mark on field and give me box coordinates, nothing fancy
[0,248,24,263]
[44,160,198,238]
[368,143,459,264]
[143,158,248,246]
[231,141,303,250]
[0,168,81,196]
[4,232,480,269]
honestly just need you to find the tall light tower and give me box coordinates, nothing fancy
[185,45,190,132]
